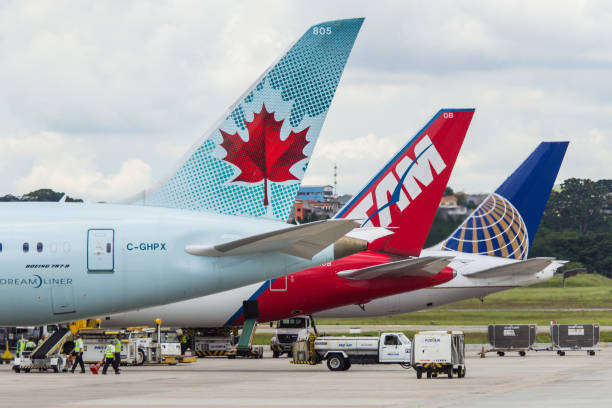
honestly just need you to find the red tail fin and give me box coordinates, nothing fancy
[335,109,475,256]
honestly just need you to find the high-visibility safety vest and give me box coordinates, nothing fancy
[105,344,114,358]
[114,339,121,353]
[16,339,25,353]
[74,338,83,353]
[26,341,36,349]
[180,335,187,344]
[38,338,44,346]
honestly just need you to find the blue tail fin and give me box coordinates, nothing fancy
[439,142,568,259]
[128,18,364,221]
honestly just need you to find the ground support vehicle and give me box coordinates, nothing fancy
[193,328,237,357]
[291,332,411,371]
[481,324,537,357]
[79,329,140,365]
[270,316,316,358]
[550,324,600,356]
[12,327,71,373]
[412,331,465,379]
[194,301,264,359]
[124,328,195,364]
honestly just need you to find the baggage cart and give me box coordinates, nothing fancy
[550,324,600,356]
[484,324,537,357]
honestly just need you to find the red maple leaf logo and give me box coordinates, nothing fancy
[219,104,310,206]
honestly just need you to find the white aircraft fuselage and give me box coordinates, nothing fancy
[103,249,561,328]
[0,202,336,325]
[315,249,561,318]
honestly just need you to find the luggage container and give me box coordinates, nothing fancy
[550,324,600,356]
[486,324,537,357]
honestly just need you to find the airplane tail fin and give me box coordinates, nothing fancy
[438,141,569,259]
[128,18,364,221]
[334,109,475,256]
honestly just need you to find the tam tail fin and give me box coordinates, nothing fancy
[334,109,475,256]
[127,18,364,221]
[437,141,569,259]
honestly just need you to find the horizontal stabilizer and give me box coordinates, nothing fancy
[465,257,556,279]
[337,256,452,280]
[344,226,394,243]
[185,219,359,260]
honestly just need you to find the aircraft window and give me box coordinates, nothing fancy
[0,243,2,253]
[37,242,43,253]
[23,243,29,253]
[106,243,111,253]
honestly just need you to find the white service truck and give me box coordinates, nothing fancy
[292,332,412,371]
[270,317,315,358]
[411,331,466,379]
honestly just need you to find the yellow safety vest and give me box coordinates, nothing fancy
[16,339,25,353]
[74,338,83,353]
[105,344,114,358]
[180,335,187,344]
[26,341,36,349]
[114,339,121,353]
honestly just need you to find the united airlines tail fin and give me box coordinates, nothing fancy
[128,18,364,221]
[438,141,569,260]
[335,109,475,256]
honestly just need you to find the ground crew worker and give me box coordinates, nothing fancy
[102,341,119,375]
[113,336,121,373]
[38,336,45,347]
[26,338,36,349]
[180,332,188,355]
[16,337,25,357]
[71,334,85,373]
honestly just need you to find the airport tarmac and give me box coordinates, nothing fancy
[1,345,610,408]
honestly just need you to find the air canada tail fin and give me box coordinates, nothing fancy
[438,141,569,259]
[334,109,475,256]
[128,18,364,221]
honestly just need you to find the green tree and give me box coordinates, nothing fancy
[444,186,454,196]
[455,192,468,207]
[543,178,607,234]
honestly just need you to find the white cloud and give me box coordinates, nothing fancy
[17,157,152,202]
[0,0,610,201]
[0,132,151,200]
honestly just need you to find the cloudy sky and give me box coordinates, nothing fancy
[0,0,610,201]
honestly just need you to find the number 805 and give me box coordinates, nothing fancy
[313,26,332,35]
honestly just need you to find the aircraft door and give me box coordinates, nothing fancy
[87,229,114,272]
[269,257,288,292]
[51,285,76,315]
[269,275,287,292]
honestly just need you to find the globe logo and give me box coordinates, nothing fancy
[441,193,528,260]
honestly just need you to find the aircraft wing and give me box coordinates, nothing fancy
[185,219,359,260]
[464,257,556,279]
[337,256,453,280]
